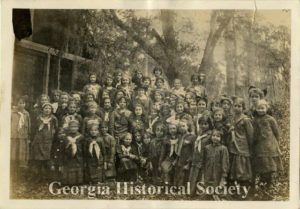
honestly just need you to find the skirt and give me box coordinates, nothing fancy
[86,165,104,183]
[11,138,30,167]
[118,158,137,172]
[62,166,84,185]
[253,156,283,174]
[229,154,252,181]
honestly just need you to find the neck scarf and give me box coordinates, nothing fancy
[194,134,208,153]
[121,145,131,155]
[66,135,81,157]
[17,111,25,131]
[39,116,52,131]
[89,140,101,159]
[169,138,179,157]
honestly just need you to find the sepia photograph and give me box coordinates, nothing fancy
[1,1,300,209]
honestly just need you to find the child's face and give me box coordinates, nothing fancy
[174,79,181,89]
[233,102,243,114]
[72,94,81,103]
[134,106,143,116]
[116,73,122,81]
[89,106,97,114]
[200,121,209,132]
[90,75,97,83]
[40,96,49,106]
[211,102,220,112]
[58,131,66,139]
[17,100,26,110]
[256,104,267,116]
[87,95,94,102]
[185,93,193,104]
[100,126,108,134]
[136,71,143,79]
[116,91,125,99]
[106,77,113,86]
[60,95,69,104]
[124,135,132,146]
[103,99,111,109]
[143,135,151,144]
[176,104,184,114]
[68,103,77,114]
[221,100,231,112]
[192,76,199,84]
[189,101,197,112]
[134,132,142,142]
[102,91,110,99]
[119,98,127,109]
[168,124,177,136]
[69,125,79,134]
[156,80,163,88]
[170,95,177,106]
[137,89,145,97]
[154,70,161,77]
[211,131,221,144]
[89,126,99,137]
[143,79,150,87]
[197,100,207,112]
[154,92,162,101]
[161,106,170,116]
[53,92,60,102]
[214,112,223,122]
[179,122,188,133]
[43,105,52,115]
[121,77,129,85]
[250,93,260,106]
[155,125,164,138]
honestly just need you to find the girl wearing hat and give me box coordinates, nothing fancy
[31,102,58,182]
[61,120,85,185]
[247,86,267,118]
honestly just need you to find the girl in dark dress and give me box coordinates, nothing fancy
[174,119,196,186]
[160,122,180,184]
[189,115,213,194]
[31,103,58,181]
[61,120,85,185]
[228,98,254,186]
[252,99,283,191]
[202,129,229,187]
[85,124,106,184]
[11,96,31,180]
[116,132,139,182]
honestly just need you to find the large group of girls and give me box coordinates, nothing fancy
[11,66,283,197]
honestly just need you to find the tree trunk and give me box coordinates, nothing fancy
[224,17,236,96]
[245,10,257,87]
[160,10,179,81]
[199,11,234,74]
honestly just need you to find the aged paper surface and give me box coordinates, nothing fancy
[1,0,299,209]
